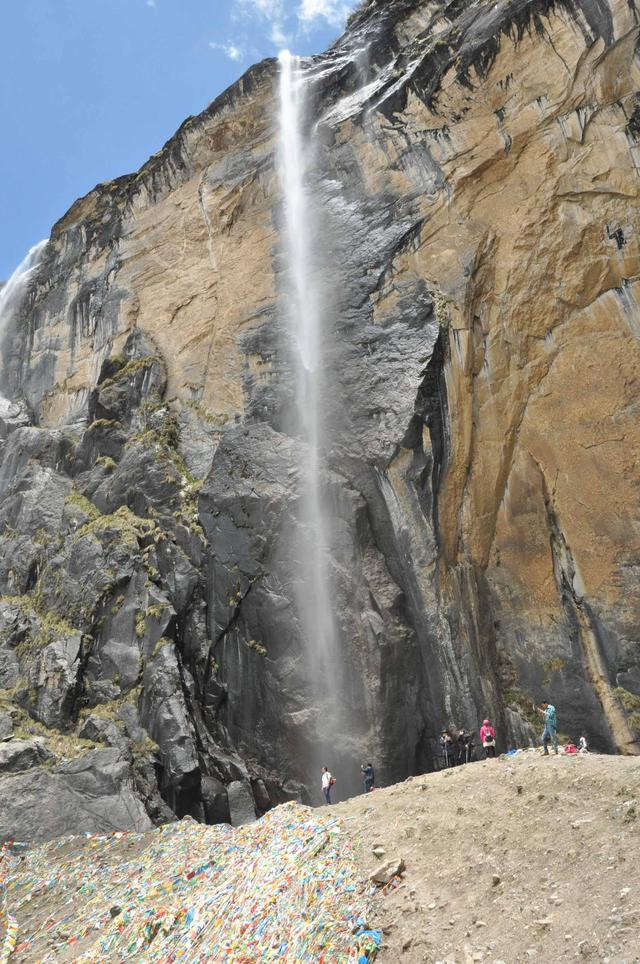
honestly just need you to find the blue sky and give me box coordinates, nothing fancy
[0,0,357,280]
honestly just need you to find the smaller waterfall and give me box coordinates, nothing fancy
[0,241,48,326]
[0,240,48,384]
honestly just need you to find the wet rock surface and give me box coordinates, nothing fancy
[0,0,639,836]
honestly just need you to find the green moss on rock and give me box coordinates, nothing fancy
[615,687,640,713]
[99,355,162,390]
[76,505,156,549]
[66,487,101,522]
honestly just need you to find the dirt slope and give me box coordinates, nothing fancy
[2,751,640,962]
[338,752,640,962]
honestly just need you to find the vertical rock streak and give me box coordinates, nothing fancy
[541,468,640,754]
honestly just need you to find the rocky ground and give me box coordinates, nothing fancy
[339,751,640,962]
[2,750,639,961]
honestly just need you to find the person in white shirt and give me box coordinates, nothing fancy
[321,766,333,804]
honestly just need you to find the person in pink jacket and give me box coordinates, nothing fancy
[480,719,496,758]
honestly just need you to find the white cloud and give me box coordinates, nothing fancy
[209,41,244,62]
[235,0,289,50]
[270,21,289,46]
[297,0,354,28]
[237,0,284,17]
[146,0,156,7]
[232,0,354,53]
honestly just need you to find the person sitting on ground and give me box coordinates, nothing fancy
[578,735,588,753]
[537,700,558,755]
[479,718,496,758]
[321,766,334,804]
[361,762,375,793]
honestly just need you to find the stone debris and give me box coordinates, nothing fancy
[370,857,406,886]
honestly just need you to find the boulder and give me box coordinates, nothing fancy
[227,780,257,827]
[0,396,30,441]
[0,749,152,843]
[0,712,12,738]
[201,775,231,824]
[78,714,125,748]
[0,737,53,773]
[252,778,271,813]
[370,857,406,886]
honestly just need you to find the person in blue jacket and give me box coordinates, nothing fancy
[361,762,375,793]
[538,701,558,755]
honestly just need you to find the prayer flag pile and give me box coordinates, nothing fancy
[0,801,378,961]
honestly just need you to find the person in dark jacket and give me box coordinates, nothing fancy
[457,729,467,765]
[463,729,475,764]
[361,762,375,793]
[439,730,454,768]
[455,728,475,764]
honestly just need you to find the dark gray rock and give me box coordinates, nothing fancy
[176,404,220,480]
[252,778,270,813]
[89,332,166,427]
[0,737,53,773]
[78,714,126,748]
[117,702,147,742]
[20,632,83,729]
[0,751,152,843]
[0,397,30,441]
[140,644,200,816]
[55,747,131,795]
[201,775,230,824]
[227,779,256,827]
[74,418,127,472]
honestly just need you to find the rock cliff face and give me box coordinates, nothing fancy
[1,0,640,838]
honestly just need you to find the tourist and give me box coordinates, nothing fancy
[463,729,475,764]
[321,766,334,804]
[480,718,496,758]
[439,730,454,768]
[361,762,375,793]
[456,729,467,765]
[537,700,558,755]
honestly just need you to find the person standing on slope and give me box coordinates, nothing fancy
[479,719,496,758]
[456,728,468,765]
[538,701,558,755]
[321,766,334,804]
[361,762,375,793]
[439,730,454,768]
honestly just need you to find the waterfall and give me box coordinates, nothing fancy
[278,52,342,786]
[278,51,321,375]
[0,239,48,389]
